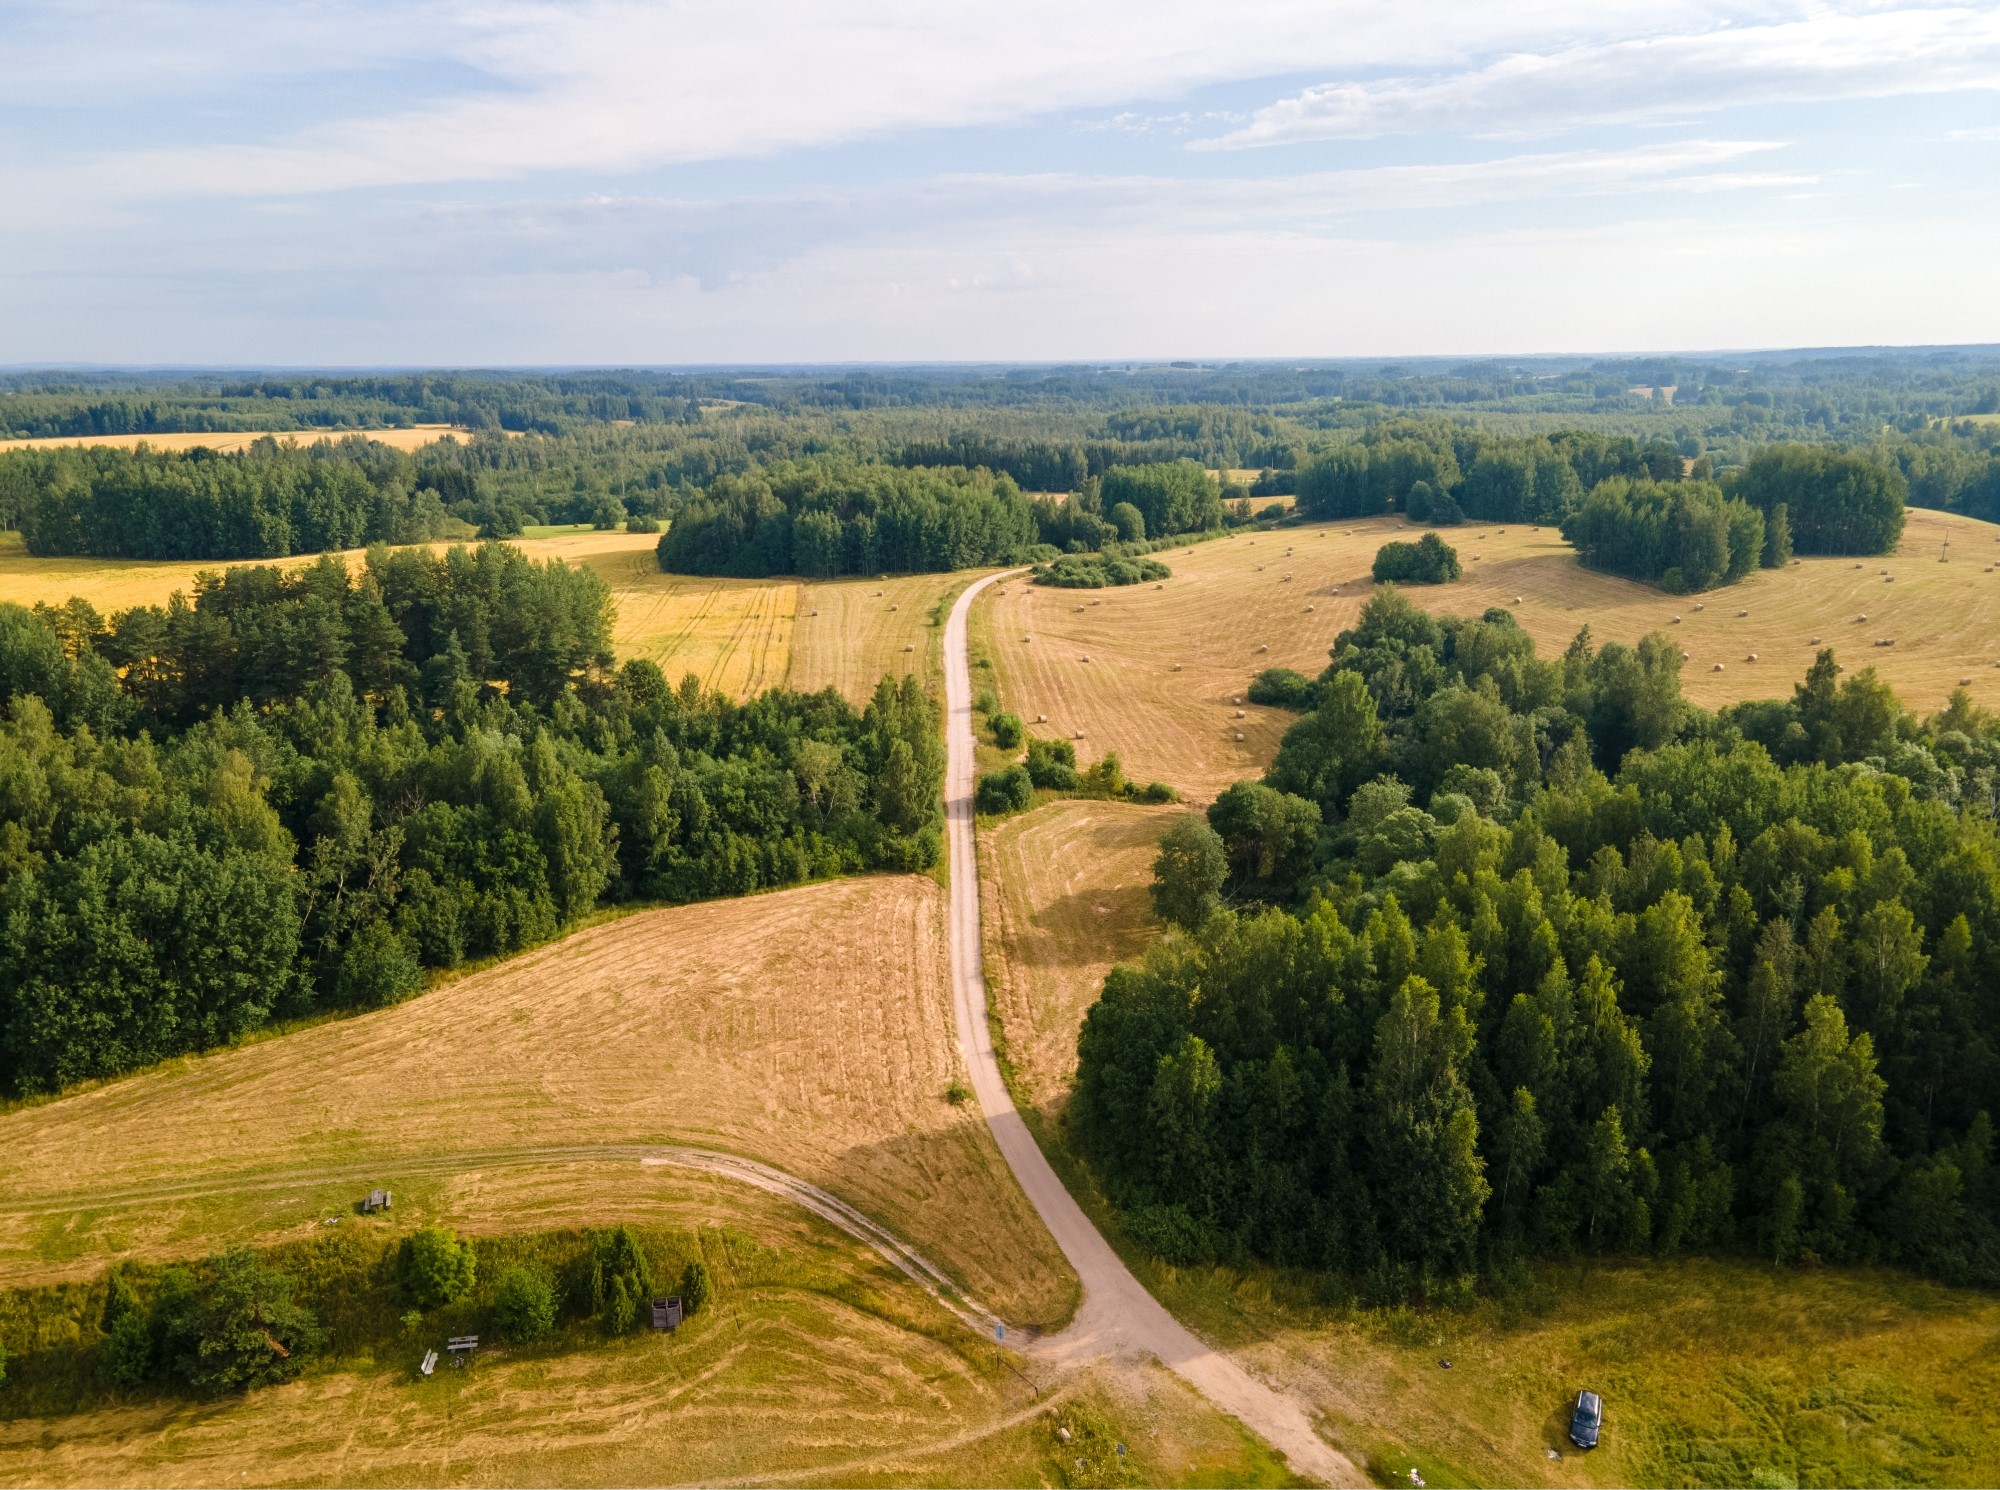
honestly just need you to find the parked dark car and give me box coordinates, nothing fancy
[1569,1390,1603,1450]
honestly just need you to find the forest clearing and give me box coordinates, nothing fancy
[975,507,2000,800]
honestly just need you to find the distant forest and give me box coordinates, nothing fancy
[1083,589,2000,1291]
[3,352,1997,570]
[0,546,945,1095]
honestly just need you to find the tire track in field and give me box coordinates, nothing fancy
[0,1143,1004,1335]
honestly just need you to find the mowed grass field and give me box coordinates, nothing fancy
[978,799,1183,1128]
[976,507,2000,800]
[0,875,1073,1329]
[0,526,972,706]
[974,802,2000,1490]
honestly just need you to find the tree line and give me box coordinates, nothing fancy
[0,545,944,1095]
[1076,586,2000,1292]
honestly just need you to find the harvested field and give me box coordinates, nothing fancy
[788,570,981,699]
[0,1287,1283,1490]
[978,799,1180,1126]
[0,425,494,454]
[976,508,2000,800]
[0,875,1074,1327]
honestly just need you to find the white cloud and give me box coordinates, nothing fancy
[1205,6,2000,146]
[4,0,1778,197]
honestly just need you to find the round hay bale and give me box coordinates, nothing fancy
[1091,598,1102,606]
[1036,713,1046,723]
[1154,582,1164,589]
[1680,651,1690,661]
[1885,575,1895,583]
[1283,572,1292,581]
[890,603,899,611]
[1713,662,1725,672]
[902,643,914,653]
[1746,653,1758,662]
[1811,635,1821,644]
[1235,709,1246,719]
[1172,663,1183,671]
[1695,603,1705,611]
[1673,615,1682,624]
[809,609,819,617]
[1737,609,1749,618]
[1257,644,1269,653]
[1306,604,1316,612]
[1074,730,1084,740]
[1857,613,1868,622]
[1234,731,1245,742]
[1963,677,1974,686]
[1513,595,1524,604]
[1080,654,1092,662]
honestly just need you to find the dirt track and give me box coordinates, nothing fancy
[942,570,1361,1487]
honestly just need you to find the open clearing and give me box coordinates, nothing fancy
[976,507,2000,800]
[0,426,494,454]
[0,875,1073,1328]
[976,799,2000,1488]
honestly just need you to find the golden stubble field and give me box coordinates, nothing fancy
[977,799,1184,1128]
[975,507,2000,801]
[0,426,493,455]
[974,803,2000,1490]
[0,527,974,707]
[0,875,1073,1328]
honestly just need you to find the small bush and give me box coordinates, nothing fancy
[679,1260,714,1315]
[1079,752,1130,799]
[976,765,1034,815]
[1136,781,1177,803]
[576,1227,653,1336]
[945,1078,973,1105]
[1025,738,1079,790]
[974,687,999,715]
[1032,554,1171,588]
[990,710,1024,749]
[400,1225,477,1310]
[491,1264,557,1344]
[1248,666,1316,710]
[1371,532,1462,585]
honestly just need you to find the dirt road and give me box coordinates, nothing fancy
[942,572,1359,1486]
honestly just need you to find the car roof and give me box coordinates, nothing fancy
[1578,1391,1601,1409]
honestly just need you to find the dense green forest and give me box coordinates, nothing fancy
[0,545,944,1095]
[1078,588,2000,1292]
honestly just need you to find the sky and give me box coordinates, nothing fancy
[3,0,2000,365]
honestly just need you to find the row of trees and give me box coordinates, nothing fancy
[8,438,470,559]
[0,547,945,1095]
[1292,423,1906,569]
[1076,587,2000,1290]
[657,462,1041,577]
[1561,477,1779,591]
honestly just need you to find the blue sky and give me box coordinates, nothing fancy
[4,0,1999,364]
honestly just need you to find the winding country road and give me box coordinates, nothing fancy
[941,571,1358,1487]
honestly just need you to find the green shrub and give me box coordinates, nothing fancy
[1032,554,1171,588]
[1136,781,1177,803]
[1248,667,1315,710]
[976,765,1034,816]
[1371,532,1461,585]
[679,1260,714,1315]
[989,710,1023,749]
[1025,738,1079,790]
[335,919,424,1007]
[491,1264,557,1344]
[578,1227,653,1336]
[400,1225,477,1310]
[154,1249,324,1396]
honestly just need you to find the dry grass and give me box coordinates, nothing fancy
[976,509,2000,800]
[978,799,1181,1126]
[787,571,982,700]
[0,875,1073,1328]
[1156,1257,2000,1490]
[0,426,497,455]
